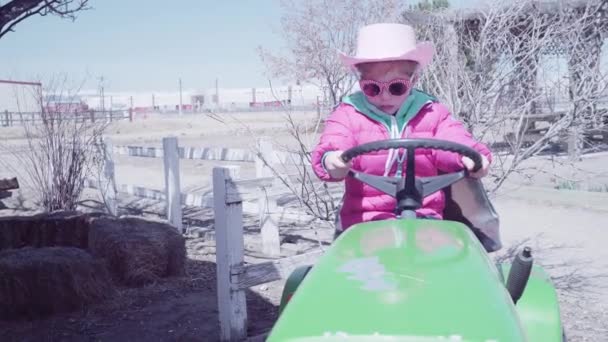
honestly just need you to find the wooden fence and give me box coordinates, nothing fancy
[87,135,316,257]
[85,135,340,340]
[212,165,324,341]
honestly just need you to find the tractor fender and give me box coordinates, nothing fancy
[278,265,312,315]
[500,263,564,341]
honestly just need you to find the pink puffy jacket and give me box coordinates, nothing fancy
[311,89,493,230]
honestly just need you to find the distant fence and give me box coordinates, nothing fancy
[1,110,128,127]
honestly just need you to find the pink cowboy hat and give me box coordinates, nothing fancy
[338,23,435,71]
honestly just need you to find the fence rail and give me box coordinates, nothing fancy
[112,144,310,165]
[1,110,128,127]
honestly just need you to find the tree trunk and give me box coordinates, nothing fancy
[567,120,583,161]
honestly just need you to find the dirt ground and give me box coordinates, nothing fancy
[1,112,607,341]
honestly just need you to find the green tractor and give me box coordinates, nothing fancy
[267,139,565,341]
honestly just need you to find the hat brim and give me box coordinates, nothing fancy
[338,42,435,71]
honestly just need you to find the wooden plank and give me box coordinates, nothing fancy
[255,136,274,179]
[102,137,118,216]
[111,143,313,167]
[163,136,183,232]
[232,249,324,290]
[213,166,248,342]
[256,136,280,257]
[118,184,165,200]
[225,176,274,204]
[0,177,19,191]
[502,112,566,120]
[113,144,257,162]
[114,145,163,158]
[84,178,266,214]
[259,194,280,257]
[180,146,256,162]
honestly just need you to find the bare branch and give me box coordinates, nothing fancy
[0,0,90,39]
[259,0,404,106]
[406,0,608,192]
[1,74,109,211]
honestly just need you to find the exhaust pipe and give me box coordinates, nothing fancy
[506,247,533,304]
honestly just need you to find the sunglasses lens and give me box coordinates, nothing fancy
[362,83,381,96]
[389,81,408,96]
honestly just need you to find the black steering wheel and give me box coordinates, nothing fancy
[340,138,484,218]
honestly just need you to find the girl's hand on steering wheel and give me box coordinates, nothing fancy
[462,155,490,178]
[324,150,352,180]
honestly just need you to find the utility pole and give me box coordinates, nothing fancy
[179,78,183,115]
[99,76,105,114]
[215,78,219,107]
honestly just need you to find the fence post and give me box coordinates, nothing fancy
[102,137,118,216]
[163,136,183,233]
[3,110,8,127]
[255,136,280,257]
[129,108,133,122]
[213,165,247,342]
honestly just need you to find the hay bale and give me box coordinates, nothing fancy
[0,246,114,320]
[88,216,186,286]
[0,211,103,251]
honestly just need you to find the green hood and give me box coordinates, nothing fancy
[267,219,528,341]
[342,89,437,133]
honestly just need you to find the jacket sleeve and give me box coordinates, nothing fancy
[311,104,357,181]
[431,103,493,173]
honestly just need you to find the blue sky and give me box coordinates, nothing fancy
[0,0,286,92]
[0,0,508,94]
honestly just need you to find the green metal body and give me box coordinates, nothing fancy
[278,265,312,315]
[500,264,564,341]
[267,219,563,341]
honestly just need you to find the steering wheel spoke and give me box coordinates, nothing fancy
[340,138,484,217]
[348,171,398,197]
[419,172,467,197]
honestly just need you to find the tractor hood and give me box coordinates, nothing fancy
[267,219,527,341]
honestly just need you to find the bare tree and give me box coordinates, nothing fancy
[257,0,404,106]
[0,75,108,211]
[254,100,341,223]
[225,82,342,224]
[561,0,608,160]
[0,0,90,39]
[404,0,608,192]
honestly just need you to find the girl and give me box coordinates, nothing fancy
[311,23,493,231]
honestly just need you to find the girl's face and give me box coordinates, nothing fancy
[357,60,418,115]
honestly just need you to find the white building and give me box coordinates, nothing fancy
[0,80,41,112]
